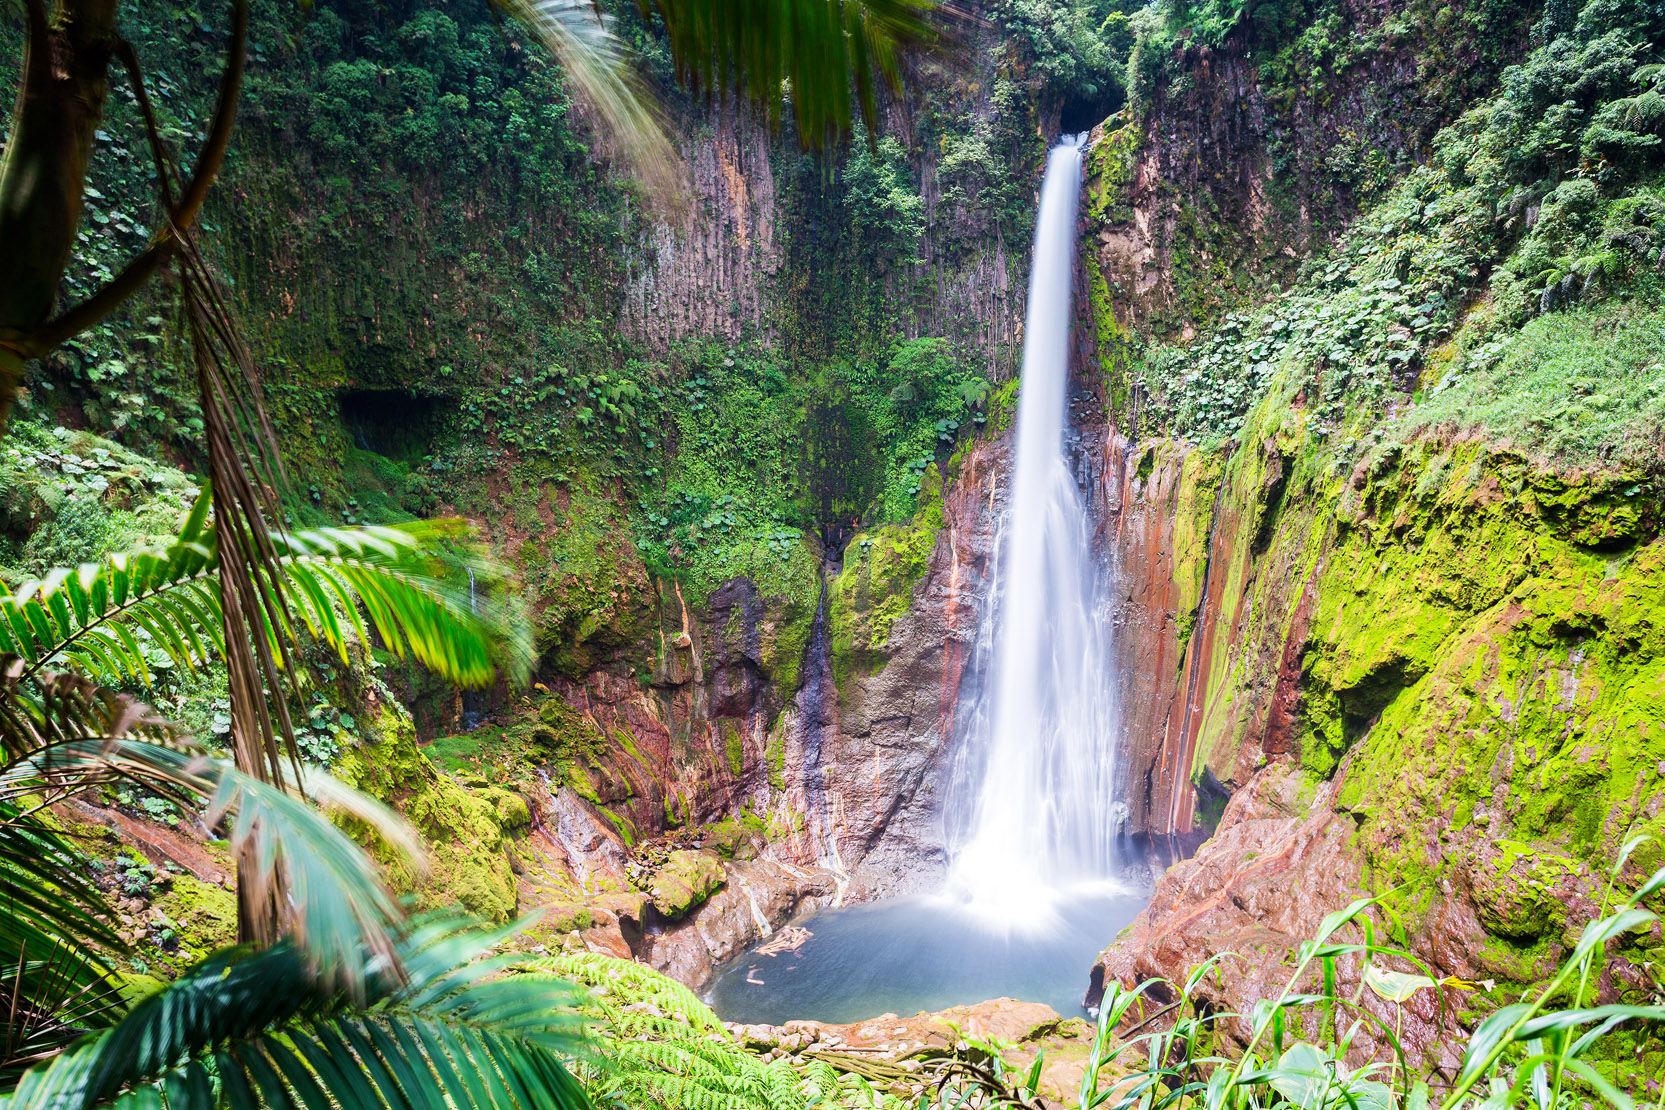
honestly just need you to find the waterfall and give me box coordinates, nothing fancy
[944,136,1123,925]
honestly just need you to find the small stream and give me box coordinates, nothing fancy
[706,885,1148,1025]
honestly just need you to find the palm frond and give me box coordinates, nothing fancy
[0,728,421,995]
[1,917,592,1110]
[644,0,941,149]
[0,659,426,997]
[0,495,530,694]
[0,668,194,1077]
[0,803,130,1080]
[505,0,687,213]
[0,659,205,1075]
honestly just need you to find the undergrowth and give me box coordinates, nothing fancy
[1134,0,1665,469]
[1393,296,1665,475]
[1081,852,1665,1110]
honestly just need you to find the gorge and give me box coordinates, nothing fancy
[4,0,1665,1104]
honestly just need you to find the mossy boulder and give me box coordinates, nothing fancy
[336,694,520,922]
[479,787,533,830]
[703,817,756,860]
[648,850,725,920]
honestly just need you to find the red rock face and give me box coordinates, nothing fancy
[532,431,1008,900]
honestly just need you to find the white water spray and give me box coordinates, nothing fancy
[944,137,1123,926]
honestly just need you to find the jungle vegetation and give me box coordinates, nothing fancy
[3,0,1665,1107]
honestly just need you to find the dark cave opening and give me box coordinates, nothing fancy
[1059,90,1124,138]
[337,388,443,461]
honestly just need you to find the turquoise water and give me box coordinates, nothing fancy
[705,887,1147,1025]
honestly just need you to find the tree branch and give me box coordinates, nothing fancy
[113,37,179,209]
[0,0,120,423]
[19,0,49,63]
[22,0,249,355]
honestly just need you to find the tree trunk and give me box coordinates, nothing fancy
[0,0,120,427]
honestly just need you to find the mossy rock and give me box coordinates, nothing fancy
[479,787,533,830]
[153,873,238,957]
[336,695,520,922]
[828,463,946,684]
[703,817,756,860]
[1464,840,1584,941]
[115,971,166,1006]
[525,902,595,942]
[648,850,725,920]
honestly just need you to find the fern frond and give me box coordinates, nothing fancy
[516,954,818,1110]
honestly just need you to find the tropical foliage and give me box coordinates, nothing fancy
[0,499,540,1097]
[1080,856,1665,1110]
[520,953,804,1110]
[2,915,592,1110]
[0,490,529,692]
[1133,0,1665,453]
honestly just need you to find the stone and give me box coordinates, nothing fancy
[648,849,726,920]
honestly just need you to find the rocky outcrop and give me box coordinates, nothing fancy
[647,849,726,919]
[725,997,1097,1104]
[1087,387,1665,1066]
[637,858,841,988]
[621,28,1037,379]
[540,435,1010,902]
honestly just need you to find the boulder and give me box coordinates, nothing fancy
[649,850,726,920]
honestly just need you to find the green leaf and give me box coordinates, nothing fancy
[1364,964,1436,1004]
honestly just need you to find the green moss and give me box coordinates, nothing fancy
[827,463,946,684]
[1086,253,1139,427]
[152,873,238,956]
[536,479,658,676]
[989,379,1021,435]
[115,972,166,1005]
[720,718,745,776]
[647,849,725,920]
[1303,443,1665,944]
[703,817,751,859]
[335,695,520,922]
[598,804,639,848]
[1169,444,1224,656]
[754,545,823,692]
[765,735,787,792]
[1084,113,1139,225]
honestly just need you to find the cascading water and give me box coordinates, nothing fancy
[943,136,1124,923]
[709,136,1148,1022]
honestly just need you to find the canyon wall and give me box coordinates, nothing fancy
[1087,394,1665,1068]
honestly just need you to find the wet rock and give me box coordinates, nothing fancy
[1091,765,1373,1047]
[638,859,840,990]
[581,925,633,959]
[648,850,726,920]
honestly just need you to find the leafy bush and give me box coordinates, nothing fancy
[1134,0,1665,454]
